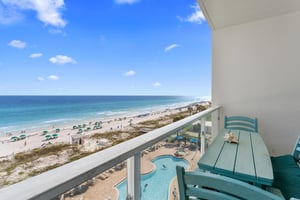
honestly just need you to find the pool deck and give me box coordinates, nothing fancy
[64,141,201,200]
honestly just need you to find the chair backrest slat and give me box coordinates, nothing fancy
[225,115,258,133]
[176,166,283,200]
[292,136,300,160]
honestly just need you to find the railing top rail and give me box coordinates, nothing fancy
[0,105,221,200]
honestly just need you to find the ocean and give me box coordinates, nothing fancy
[0,96,196,135]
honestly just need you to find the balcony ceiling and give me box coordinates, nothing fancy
[197,0,300,30]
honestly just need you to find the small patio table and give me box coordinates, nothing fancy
[198,129,273,186]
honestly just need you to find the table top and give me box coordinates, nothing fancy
[198,129,273,186]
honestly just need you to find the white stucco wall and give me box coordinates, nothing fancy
[212,11,300,155]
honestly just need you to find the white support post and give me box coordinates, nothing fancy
[215,108,220,134]
[211,108,221,139]
[127,153,141,200]
[201,117,206,154]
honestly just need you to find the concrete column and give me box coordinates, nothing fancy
[127,153,141,200]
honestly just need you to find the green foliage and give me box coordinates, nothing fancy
[14,144,70,162]
[18,171,24,175]
[28,163,61,177]
[69,152,93,162]
[138,119,159,126]
[173,115,185,122]
[91,130,123,140]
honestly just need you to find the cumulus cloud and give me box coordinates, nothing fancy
[37,76,45,81]
[115,0,139,5]
[177,4,205,24]
[49,55,76,65]
[29,53,43,58]
[8,40,26,48]
[1,0,66,27]
[47,75,59,80]
[152,82,161,87]
[124,70,136,77]
[164,44,180,52]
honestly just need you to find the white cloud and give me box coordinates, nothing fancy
[49,55,76,65]
[37,76,45,81]
[152,82,161,87]
[178,4,205,24]
[29,53,43,58]
[47,75,59,80]
[164,44,180,52]
[1,0,66,27]
[115,0,139,5]
[124,70,136,77]
[8,40,26,48]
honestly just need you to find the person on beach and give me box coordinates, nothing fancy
[143,183,148,192]
[172,188,177,200]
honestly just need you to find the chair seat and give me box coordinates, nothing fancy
[271,155,298,170]
[273,177,300,199]
[272,157,300,199]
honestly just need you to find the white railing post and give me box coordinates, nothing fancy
[201,117,206,154]
[211,107,221,139]
[215,108,220,134]
[127,153,141,200]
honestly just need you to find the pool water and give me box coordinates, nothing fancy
[116,155,188,200]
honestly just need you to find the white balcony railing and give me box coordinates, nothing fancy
[0,105,221,200]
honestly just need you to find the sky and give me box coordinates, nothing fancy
[0,0,211,97]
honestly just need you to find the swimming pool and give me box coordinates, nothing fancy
[116,155,188,200]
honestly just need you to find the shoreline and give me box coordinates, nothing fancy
[0,100,196,137]
[0,102,200,158]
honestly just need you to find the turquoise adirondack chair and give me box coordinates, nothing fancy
[271,136,300,199]
[292,136,300,160]
[176,166,283,200]
[272,135,300,167]
[224,115,258,132]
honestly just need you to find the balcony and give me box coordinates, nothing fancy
[2,0,300,199]
[0,106,221,200]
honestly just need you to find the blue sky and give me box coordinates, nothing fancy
[0,0,211,98]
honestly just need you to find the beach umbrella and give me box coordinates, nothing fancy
[73,125,78,129]
[52,133,58,138]
[19,134,26,139]
[11,136,19,141]
[175,135,183,140]
[55,128,60,133]
[45,134,52,140]
[43,130,48,135]
[190,138,198,143]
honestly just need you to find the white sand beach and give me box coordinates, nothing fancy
[0,104,191,158]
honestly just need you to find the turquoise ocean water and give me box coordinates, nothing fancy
[0,96,196,135]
